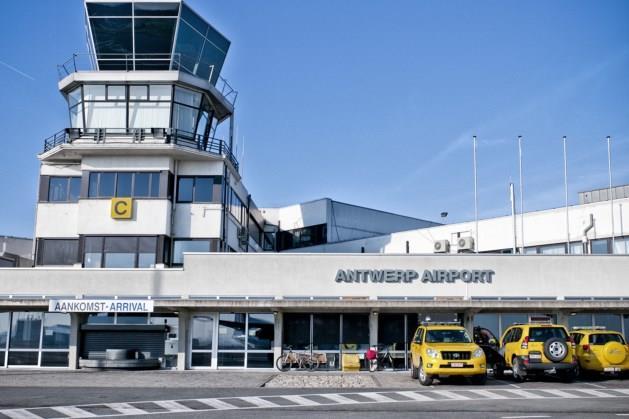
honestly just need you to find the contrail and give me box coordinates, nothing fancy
[0,60,35,80]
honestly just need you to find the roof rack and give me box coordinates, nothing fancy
[510,320,554,326]
[571,326,607,330]
[421,321,461,326]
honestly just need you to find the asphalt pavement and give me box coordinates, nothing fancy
[0,370,628,418]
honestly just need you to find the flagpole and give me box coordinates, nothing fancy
[606,136,615,251]
[473,136,479,253]
[518,136,524,253]
[563,136,570,253]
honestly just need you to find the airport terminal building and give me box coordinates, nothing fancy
[0,0,628,371]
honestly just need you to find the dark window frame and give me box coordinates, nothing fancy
[47,176,81,203]
[176,176,214,203]
[82,235,158,268]
[171,238,216,266]
[88,171,161,198]
[36,238,80,266]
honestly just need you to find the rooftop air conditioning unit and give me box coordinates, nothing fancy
[457,237,475,252]
[433,240,450,253]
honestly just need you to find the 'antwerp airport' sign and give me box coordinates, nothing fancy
[335,269,495,284]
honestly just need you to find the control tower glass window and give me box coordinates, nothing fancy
[85,2,230,85]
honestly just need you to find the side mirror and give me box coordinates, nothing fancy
[489,338,497,345]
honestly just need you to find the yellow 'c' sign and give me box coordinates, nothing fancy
[111,198,133,219]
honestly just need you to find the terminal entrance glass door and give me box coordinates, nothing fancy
[282,313,370,370]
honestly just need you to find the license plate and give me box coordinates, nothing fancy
[604,367,620,372]
[450,362,464,368]
[529,354,542,359]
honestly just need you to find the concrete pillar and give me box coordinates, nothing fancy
[556,311,570,329]
[177,310,190,371]
[68,313,84,370]
[273,311,283,364]
[463,310,476,335]
[369,311,378,348]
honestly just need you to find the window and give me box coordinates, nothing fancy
[191,315,214,367]
[594,314,622,331]
[539,244,566,255]
[4,312,70,367]
[341,314,369,351]
[37,239,79,266]
[82,236,157,268]
[590,334,625,345]
[529,327,568,342]
[88,172,160,198]
[48,177,81,202]
[277,224,327,251]
[176,176,215,203]
[613,237,629,255]
[172,239,211,265]
[591,239,610,254]
[229,189,246,225]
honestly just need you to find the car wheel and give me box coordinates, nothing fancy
[410,360,419,379]
[418,359,433,386]
[543,337,568,362]
[512,357,526,382]
[471,373,487,385]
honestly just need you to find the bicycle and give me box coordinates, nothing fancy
[275,346,321,371]
[376,344,395,370]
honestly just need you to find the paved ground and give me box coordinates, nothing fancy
[0,371,628,418]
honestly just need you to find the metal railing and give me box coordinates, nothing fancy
[57,52,238,106]
[43,127,239,171]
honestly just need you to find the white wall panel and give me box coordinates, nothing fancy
[35,204,79,237]
[77,199,171,235]
[172,203,222,238]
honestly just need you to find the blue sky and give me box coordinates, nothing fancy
[0,0,628,237]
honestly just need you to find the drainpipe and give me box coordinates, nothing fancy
[582,214,594,254]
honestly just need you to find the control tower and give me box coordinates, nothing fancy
[36,0,266,269]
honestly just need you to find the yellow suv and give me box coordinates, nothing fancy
[500,322,577,382]
[410,322,487,386]
[570,327,629,377]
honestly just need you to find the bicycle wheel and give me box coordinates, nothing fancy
[275,354,290,372]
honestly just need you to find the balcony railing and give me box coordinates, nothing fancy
[43,127,239,172]
[57,53,238,106]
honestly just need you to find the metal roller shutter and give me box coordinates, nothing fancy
[81,330,166,359]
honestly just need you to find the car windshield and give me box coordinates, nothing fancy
[529,327,568,342]
[590,333,625,345]
[425,329,472,343]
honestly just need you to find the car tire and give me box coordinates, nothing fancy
[410,360,419,379]
[471,373,487,385]
[418,359,433,386]
[512,357,526,382]
[543,337,568,362]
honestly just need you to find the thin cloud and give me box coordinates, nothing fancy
[395,47,629,191]
[0,60,35,81]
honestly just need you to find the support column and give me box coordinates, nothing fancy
[68,313,84,370]
[463,310,476,335]
[369,311,378,348]
[273,311,283,364]
[177,310,190,371]
[556,311,570,329]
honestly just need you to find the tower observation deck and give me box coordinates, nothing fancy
[48,0,239,173]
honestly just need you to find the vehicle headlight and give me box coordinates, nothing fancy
[473,347,484,359]
[426,348,439,359]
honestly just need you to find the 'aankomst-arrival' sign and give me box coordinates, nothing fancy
[48,299,154,313]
